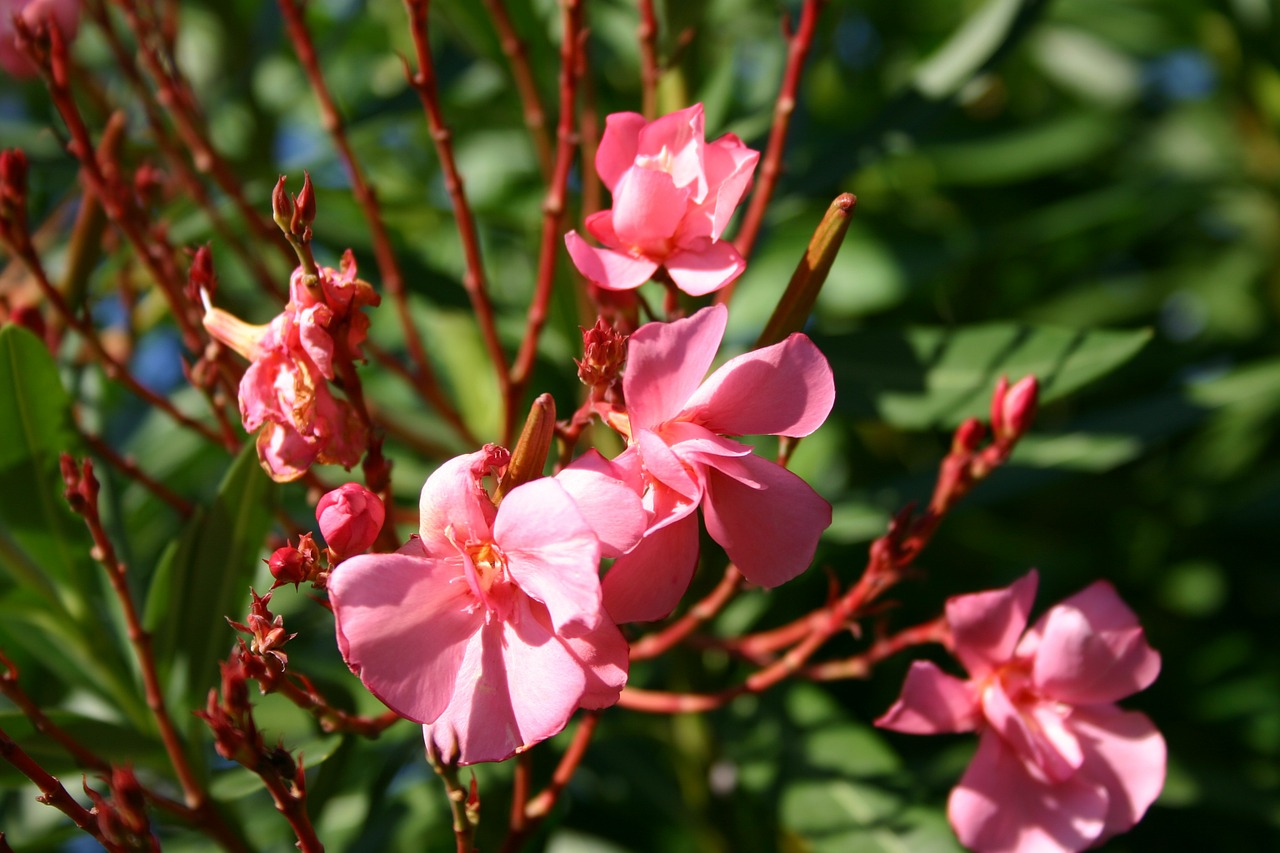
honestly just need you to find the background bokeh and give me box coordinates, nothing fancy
[2,0,1278,849]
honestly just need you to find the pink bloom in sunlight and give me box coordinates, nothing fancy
[0,0,78,78]
[329,447,643,765]
[202,251,378,482]
[565,103,759,296]
[592,303,834,623]
[876,571,1165,853]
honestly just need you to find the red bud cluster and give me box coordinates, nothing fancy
[267,533,323,590]
[83,766,156,852]
[272,172,316,244]
[227,589,295,677]
[576,317,628,395]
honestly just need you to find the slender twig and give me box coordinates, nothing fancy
[0,723,115,849]
[481,0,554,179]
[108,0,294,264]
[637,0,660,119]
[508,0,584,441]
[402,0,511,406]
[629,565,742,660]
[61,458,242,850]
[78,426,195,516]
[721,0,828,303]
[501,712,599,852]
[803,617,949,681]
[276,0,469,444]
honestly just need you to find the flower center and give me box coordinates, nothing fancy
[466,540,508,597]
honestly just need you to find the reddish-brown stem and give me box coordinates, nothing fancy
[3,218,227,448]
[481,0,554,179]
[78,425,195,516]
[108,0,294,265]
[720,0,828,303]
[257,769,324,853]
[89,0,287,301]
[804,617,949,681]
[278,0,469,437]
[508,752,532,838]
[501,711,599,852]
[637,0,660,119]
[629,565,743,660]
[0,723,115,849]
[272,674,401,737]
[508,0,584,442]
[402,0,512,403]
[65,460,239,847]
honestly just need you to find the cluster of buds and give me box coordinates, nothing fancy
[267,533,324,590]
[59,454,100,516]
[576,318,628,402]
[2,0,78,79]
[82,767,156,852]
[0,148,29,251]
[936,375,1039,514]
[273,172,317,251]
[227,589,295,684]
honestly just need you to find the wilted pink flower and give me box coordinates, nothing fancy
[565,103,759,296]
[592,304,834,622]
[329,447,642,765]
[202,251,378,482]
[876,571,1165,853]
[0,0,78,77]
[316,483,384,557]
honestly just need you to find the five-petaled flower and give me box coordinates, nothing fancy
[329,446,643,765]
[565,103,759,296]
[876,570,1165,853]
[586,303,834,623]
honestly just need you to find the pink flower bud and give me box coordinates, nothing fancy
[316,483,384,557]
[291,170,316,236]
[991,375,1039,442]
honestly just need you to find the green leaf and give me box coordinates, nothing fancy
[0,711,168,786]
[144,444,274,709]
[821,323,1151,429]
[913,0,1051,99]
[0,325,98,615]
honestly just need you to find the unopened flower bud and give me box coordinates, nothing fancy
[267,546,308,589]
[576,317,627,388]
[991,375,1038,442]
[315,483,384,557]
[952,418,984,455]
[186,245,217,305]
[291,170,316,237]
[272,175,293,232]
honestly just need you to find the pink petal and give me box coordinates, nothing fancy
[610,166,690,255]
[255,422,317,483]
[1068,706,1166,845]
[329,552,478,725]
[423,601,586,765]
[561,618,630,709]
[680,333,835,437]
[635,103,707,197]
[417,451,498,557]
[947,571,1039,679]
[583,210,620,246]
[602,511,700,623]
[698,133,760,240]
[1028,581,1161,705]
[595,111,647,191]
[981,680,1082,784]
[700,452,830,589]
[564,231,659,291]
[949,731,1108,853]
[496,478,603,638]
[297,303,335,379]
[663,238,746,296]
[555,455,646,558]
[636,427,703,501]
[624,304,728,430]
[874,660,979,734]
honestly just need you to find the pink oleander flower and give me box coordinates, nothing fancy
[589,303,834,623]
[202,250,379,482]
[0,0,78,78]
[329,447,643,765]
[316,483,384,557]
[564,103,759,296]
[876,570,1165,853]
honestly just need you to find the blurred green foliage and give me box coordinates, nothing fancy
[1,0,1279,849]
